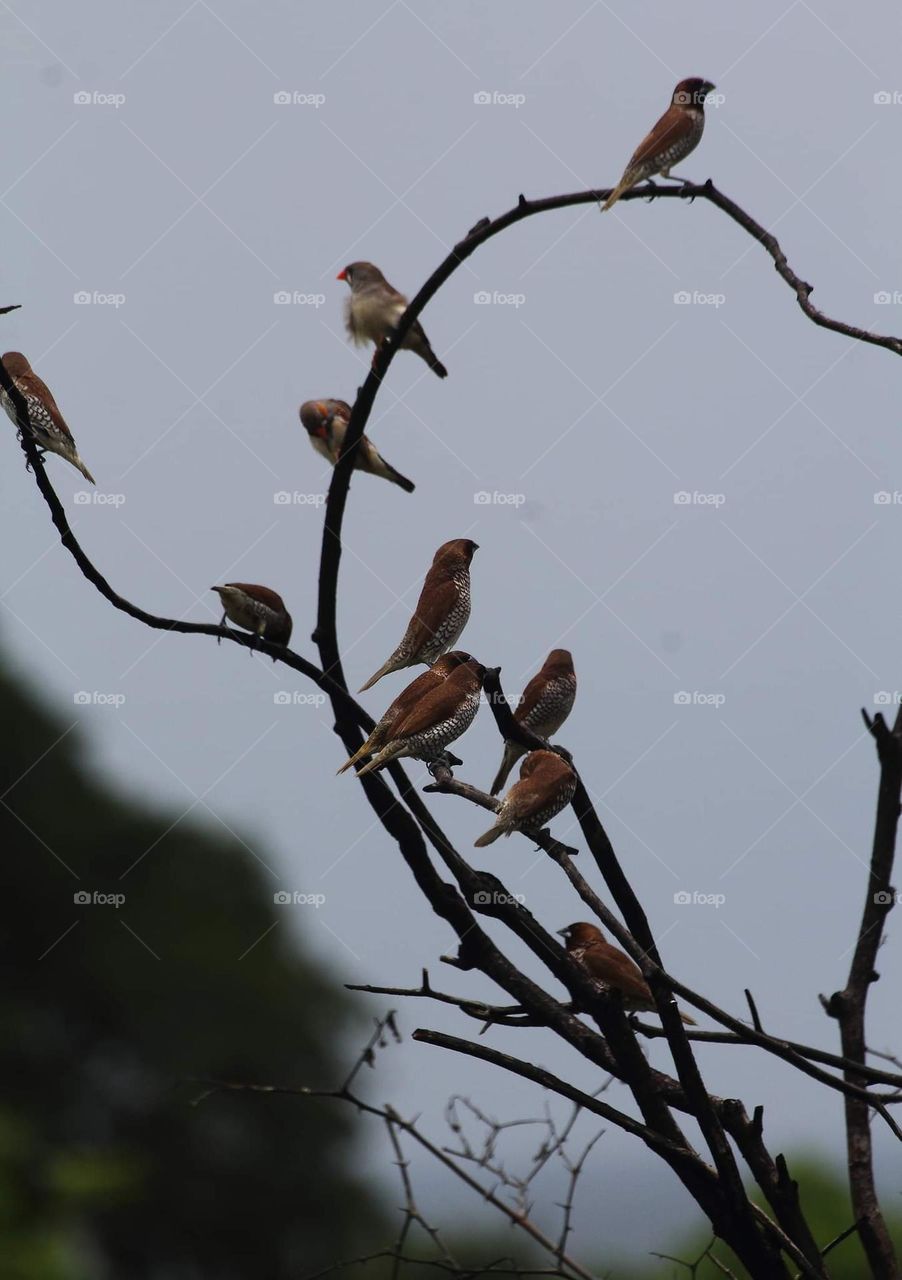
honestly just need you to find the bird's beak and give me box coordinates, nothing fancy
[556,928,568,938]
[336,269,347,281]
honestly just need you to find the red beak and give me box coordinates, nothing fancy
[336,268,347,281]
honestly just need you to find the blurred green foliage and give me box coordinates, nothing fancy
[0,661,385,1278]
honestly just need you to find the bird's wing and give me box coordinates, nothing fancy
[626,107,697,173]
[401,575,460,654]
[390,671,470,738]
[586,941,651,1003]
[17,372,75,442]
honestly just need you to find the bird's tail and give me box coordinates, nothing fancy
[355,743,400,778]
[337,734,377,775]
[428,354,448,379]
[474,823,507,848]
[601,176,633,212]
[489,742,521,796]
[384,462,415,494]
[680,1010,697,1027]
[359,656,405,693]
[73,454,96,485]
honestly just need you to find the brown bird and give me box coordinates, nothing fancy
[474,749,576,848]
[602,77,716,212]
[359,538,478,692]
[354,657,485,777]
[337,261,448,378]
[490,649,577,795]
[211,583,293,651]
[559,921,696,1025]
[1,351,95,483]
[300,398,414,493]
[337,650,473,775]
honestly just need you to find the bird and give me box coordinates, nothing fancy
[558,921,696,1025]
[337,650,473,775]
[1,351,95,483]
[211,584,293,652]
[490,649,577,795]
[354,657,485,777]
[337,261,448,378]
[299,398,415,493]
[602,78,716,212]
[474,749,577,848]
[359,538,478,692]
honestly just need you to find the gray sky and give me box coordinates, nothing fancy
[5,0,902,1262]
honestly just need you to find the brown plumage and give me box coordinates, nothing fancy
[559,922,696,1025]
[299,398,415,493]
[1,351,95,483]
[211,583,293,650]
[337,261,448,378]
[355,658,485,777]
[337,650,473,775]
[474,749,576,848]
[490,649,577,795]
[359,538,478,692]
[602,78,716,212]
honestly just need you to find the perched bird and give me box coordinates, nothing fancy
[602,78,716,212]
[559,921,696,1025]
[300,398,415,493]
[474,749,576,848]
[1,351,95,483]
[211,584,293,652]
[359,538,478,692]
[354,657,485,777]
[490,649,577,795]
[337,261,448,378]
[338,650,473,775]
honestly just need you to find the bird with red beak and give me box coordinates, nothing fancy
[337,261,448,378]
[300,398,414,493]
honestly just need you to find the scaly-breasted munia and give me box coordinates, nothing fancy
[359,538,478,692]
[474,749,576,847]
[337,261,448,378]
[337,650,473,775]
[354,657,485,777]
[299,398,415,493]
[602,78,716,212]
[211,583,293,650]
[490,649,577,795]
[1,351,95,483]
[558,921,696,1024]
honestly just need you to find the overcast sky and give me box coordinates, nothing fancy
[4,0,902,1264]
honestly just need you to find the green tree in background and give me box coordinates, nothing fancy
[0,655,385,1279]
